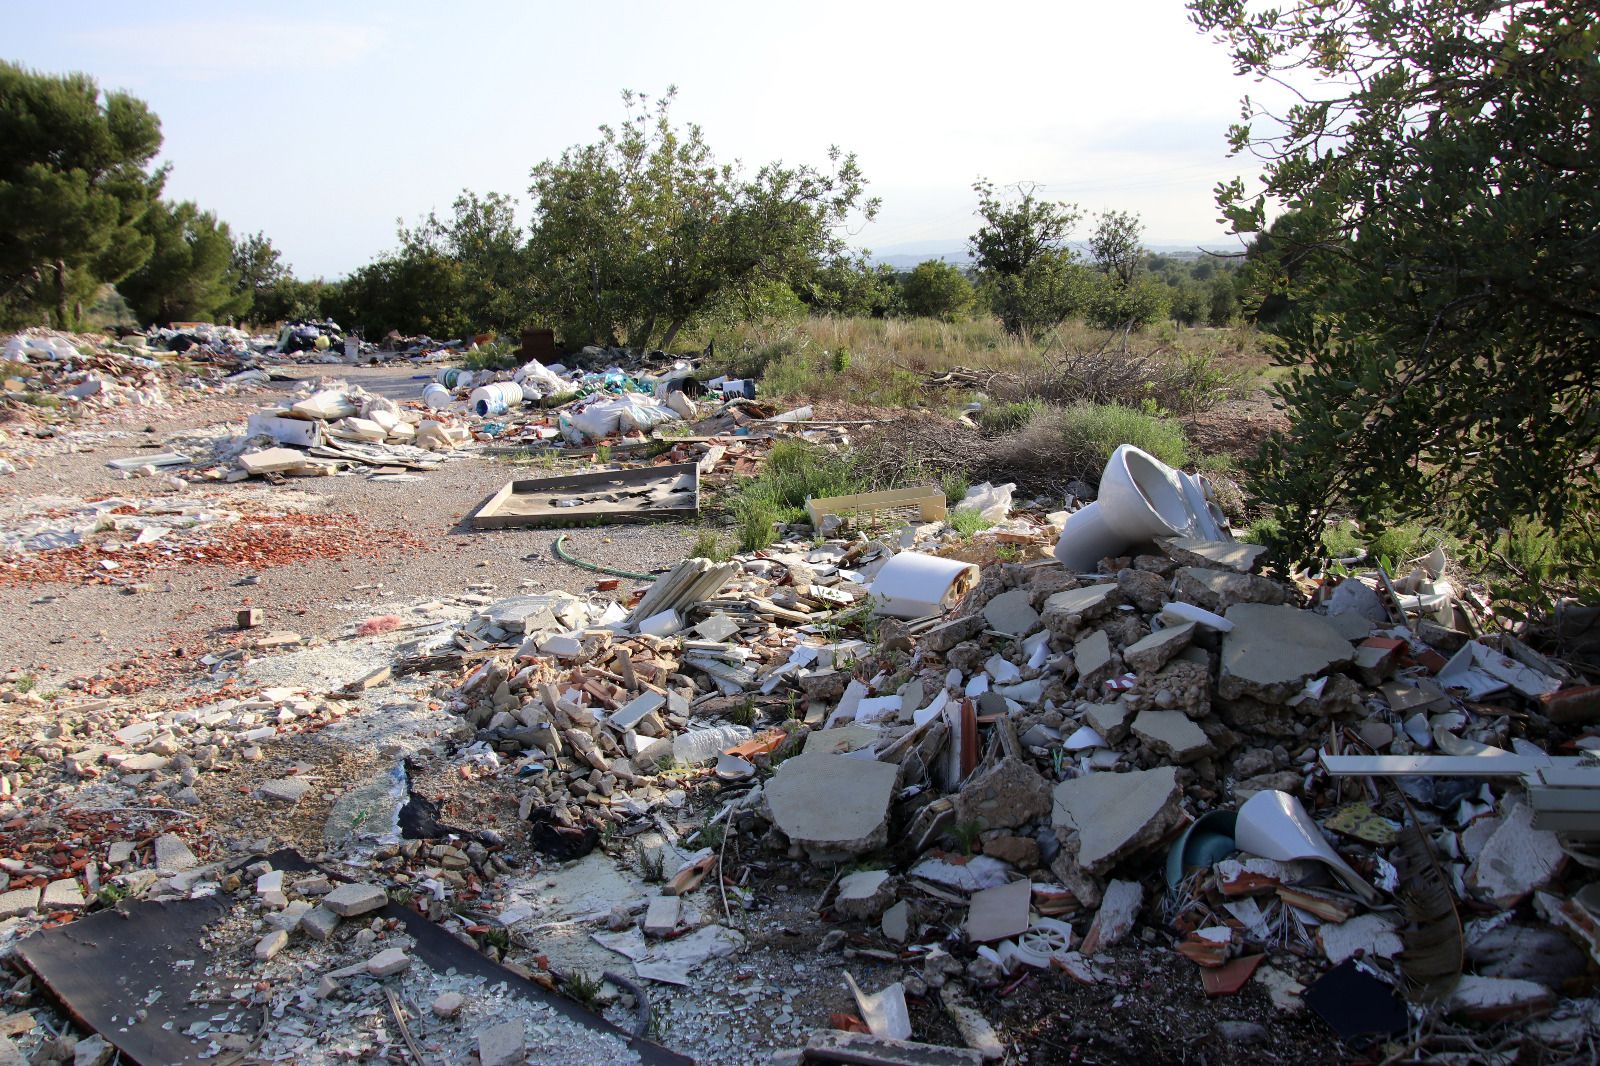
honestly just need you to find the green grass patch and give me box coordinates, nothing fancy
[460,341,523,371]
[948,507,993,539]
[1055,402,1189,469]
[689,530,734,561]
[724,439,868,551]
[977,399,1045,435]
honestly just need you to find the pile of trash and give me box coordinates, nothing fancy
[412,443,1600,1059]
[3,329,171,411]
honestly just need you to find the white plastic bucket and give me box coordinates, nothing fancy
[422,383,451,411]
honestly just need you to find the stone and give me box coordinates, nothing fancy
[1317,913,1403,966]
[802,1031,984,1066]
[1162,538,1267,573]
[477,1020,526,1066]
[72,1035,112,1066]
[366,948,410,977]
[1114,567,1169,613]
[881,900,910,943]
[923,615,985,653]
[1131,710,1214,763]
[644,895,682,936]
[153,833,197,873]
[259,776,313,804]
[1466,803,1565,907]
[106,841,135,865]
[1043,584,1122,637]
[1084,703,1132,744]
[1073,629,1113,686]
[765,753,898,860]
[432,992,466,1019]
[942,986,1005,1061]
[40,878,84,912]
[829,869,893,920]
[1175,567,1286,613]
[964,878,1032,943]
[302,905,341,941]
[1080,879,1143,954]
[117,753,169,773]
[1217,604,1355,704]
[254,929,289,960]
[1123,623,1194,674]
[1052,767,1183,876]
[1213,1020,1269,1045]
[1466,923,1588,986]
[0,888,40,920]
[323,882,388,917]
[981,835,1039,869]
[982,589,1040,637]
[952,757,1051,831]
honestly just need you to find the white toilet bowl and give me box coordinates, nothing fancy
[1053,444,1231,571]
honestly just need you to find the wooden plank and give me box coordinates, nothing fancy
[806,485,947,530]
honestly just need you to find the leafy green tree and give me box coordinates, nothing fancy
[969,180,1084,337]
[253,277,330,325]
[1205,272,1237,327]
[399,190,533,334]
[230,231,289,321]
[0,62,164,328]
[900,259,974,322]
[1083,273,1170,330]
[325,249,469,339]
[528,88,876,350]
[1192,0,1600,592]
[800,255,900,318]
[118,200,247,324]
[1088,210,1145,287]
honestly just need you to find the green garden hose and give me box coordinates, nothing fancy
[552,533,659,581]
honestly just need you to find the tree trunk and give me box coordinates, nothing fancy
[629,315,658,352]
[660,319,686,353]
[52,259,69,329]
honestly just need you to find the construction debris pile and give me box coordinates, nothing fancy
[421,491,1600,1058]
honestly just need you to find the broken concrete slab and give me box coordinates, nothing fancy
[1161,538,1267,574]
[1218,604,1355,704]
[951,756,1051,831]
[0,888,41,920]
[323,882,388,917]
[964,878,1032,943]
[644,895,682,936]
[302,905,340,941]
[40,879,84,913]
[1466,923,1588,986]
[981,589,1039,637]
[1083,703,1132,745]
[1466,802,1565,907]
[1079,879,1143,955]
[152,834,197,873]
[881,900,910,943]
[1073,629,1113,686]
[254,929,289,960]
[1123,623,1195,674]
[1043,584,1122,637]
[238,448,309,476]
[1175,567,1287,614]
[1131,710,1215,763]
[476,1020,527,1066]
[765,753,898,860]
[835,870,895,919]
[1052,766,1183,876]
[258,777,312,804]
[366,947,411,977]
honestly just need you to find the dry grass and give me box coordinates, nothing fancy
[697,315,1269,413]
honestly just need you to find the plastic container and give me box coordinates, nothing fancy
[422,383,451,411]
[469,381,523,417]
[435,368,472,389]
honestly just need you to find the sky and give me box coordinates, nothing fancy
[3,0,1283,279]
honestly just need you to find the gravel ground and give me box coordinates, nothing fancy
[0,366,713,687]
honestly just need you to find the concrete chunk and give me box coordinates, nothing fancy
[302,905,341,941]
[40,879,85,912]
[644,895,682,936]
[0,888,41,920]
[1174,567,1287,613]
[258,777,311,804]
[366,947,410,977]
[477,1021,526,1066]
[1052,767,1183,876]
[1161,538,1267,573]
[765,753,898,860]
[951,756,1051,831]
[803,1030,983,1066]
[1081,879,1143,954]
[1124,623,1194,674]
[1083,703,1132,744]
[153,834,197,873]
[1131,710,1215,763]
[1218,604,1355,704]
[1073,629,1113,685]
[323,882,388,917]
[835,869,895,919]
[981,589,1039,637]
[254,929,289,960]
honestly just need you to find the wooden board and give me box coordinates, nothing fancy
[806,484,947,531]
[470,462,701,529]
